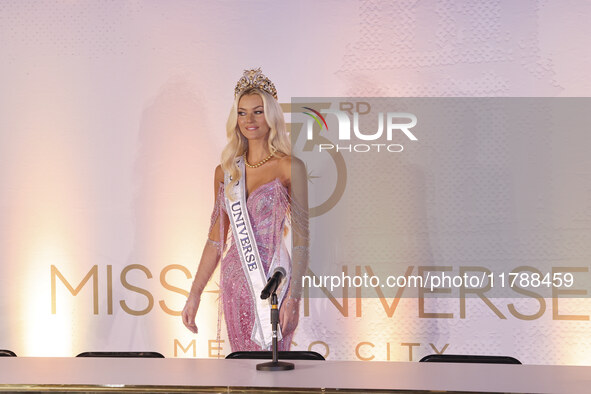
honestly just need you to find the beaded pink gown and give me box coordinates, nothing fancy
[210,177,294,352]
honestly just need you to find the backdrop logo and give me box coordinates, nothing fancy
[303,101,418,153]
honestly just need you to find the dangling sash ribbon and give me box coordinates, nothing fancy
[224,156,290,349]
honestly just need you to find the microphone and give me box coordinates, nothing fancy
[260,267,286,300]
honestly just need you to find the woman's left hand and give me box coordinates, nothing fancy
[279,298,300,337]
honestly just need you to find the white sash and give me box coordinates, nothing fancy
[224,157,290,349]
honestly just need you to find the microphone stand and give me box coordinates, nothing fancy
[256,292,294,371]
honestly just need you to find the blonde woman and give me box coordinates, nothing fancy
[182,68,309,352]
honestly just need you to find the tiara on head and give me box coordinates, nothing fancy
[234,68,278,100]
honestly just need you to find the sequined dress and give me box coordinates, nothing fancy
[210,177,294,352]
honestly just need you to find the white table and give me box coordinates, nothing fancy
[0,357,590,393]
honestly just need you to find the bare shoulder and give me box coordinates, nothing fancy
[278,155,306,170]
[214,164,224,184]
[278,155,307,181]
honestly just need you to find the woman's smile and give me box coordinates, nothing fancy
[237,94,271,140]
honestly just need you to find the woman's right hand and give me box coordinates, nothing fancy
[181,295,201,334]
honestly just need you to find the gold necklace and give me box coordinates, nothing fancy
[244,151,274,168]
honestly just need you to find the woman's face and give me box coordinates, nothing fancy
[237,94,271,141]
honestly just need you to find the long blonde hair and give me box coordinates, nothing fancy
[221,88,290,200]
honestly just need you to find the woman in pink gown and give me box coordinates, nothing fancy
[181,68,308,352]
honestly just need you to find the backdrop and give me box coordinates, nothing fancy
[1,0,590,365]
